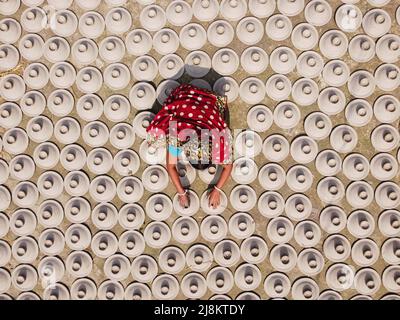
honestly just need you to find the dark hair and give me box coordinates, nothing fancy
[190,161,211,170]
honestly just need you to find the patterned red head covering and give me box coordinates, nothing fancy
[146,83,233,164]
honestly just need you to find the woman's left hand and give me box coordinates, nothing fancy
[208,189,221,209]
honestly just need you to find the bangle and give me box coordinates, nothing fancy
[178,189,187,196]
[214,186,223,193]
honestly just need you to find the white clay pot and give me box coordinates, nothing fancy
[325,263,355,292]
[49,62,76,89]
[318,290,343,300]
[19,34,44,61]
[262,134,290,162]
[0,241,10,267]
[376,34,400,63]
[65,197,91,224]
[38,256,65,287]
[354,268,381,295]
[375,63,400,92]
[240,236,268,264]
[91,231,118,259]
[316,177,345,204]
[236,17,264,45]
[319,29,348,59]
[99,36,125,63]
[97,280,124,300]
[159,54,184,80]
[206,266,234,295]
[38,228,65,256]
[12,236,39,263]
[346,181,374,209]
[220,0,247,21]
[26,116,53,143]
[200,216,228,243]
[0,74,25,102]
[232,157,258,185]
[213,239,241,268]
[382,238,400,265]
[89,175,117,203]
[10,208,37,236]
[266,14,292,41]
[143,221,171,249]
[362,9,391,38]
[264,272,291,298]
[239,77,266,104]
[44,36,70,63]
[78,11,105,39]
[172,216,199,244]
[342,153,369,180]
[370,153,398,181]
[319,206,347,234]
[60,144,87,171]
[50,9,78,38]
[124,283,152,300]
[297,248,324,276]
[104,63,131,91]
[382,266,400,293]
[345,98,373,127]
[248,105,273,134]
[186,244,214,272]
[185,51,211,78]
[0,102,22,129]
[0,186,11,212]
[228,212,255,240]
[118,203,145,231]
[113,149,140,176]
[129,82,156,111]
[348,70,376,98]
[240,46,269,75]
[104,254,131,282]
[181,272,207,299]
[71,38,98,65]
[0,18,21,44]
[267,216,294,244]
[375,182,400,209]
[234,263,262,291]
[37,171,64,199]
[159,246,186,274]
[75,0,100,10]
[373,94,400,123]
[119,231,145,258]
[65,224,92,251]
[166,0,193,26]
[47,89,74,117]
[139,4,166,32]
[323,234,351,262]
[0,44,19,72]
[87,148,113,175]
[131,55,158,82]
[12,181,39,208]
[304,112,332,140]
[270,46,296,74]
[258,191,285,218]
[37,199,64,228]
[213,77,239,102]
[348,34,376,63]
[145,194,172,221]
[378,210,400,237]
[125,29,152,56]
[9,153,36,180]
[285,193,313,221]
[322,60,350,87]
[105,7,132,34]
[317,87,346,115]
[0,212,9,238]
[76,66,103,94]
[296,51,324,78]
[330,125,358,153]
[207,20,234,47]
[335,4,362,32]
[287,163,313,192]
[229,185,257,212]
[269,244,297,272]
[273,101,300,129]
[291,23,318,51]
[151,274,180,300]
[258,163,286,191]
[71,278,97,300]
[290,135,318,164]
[294,220,321,248]
[117,176,144,203]
[351,238,379,267]
[110,123,135,149]
[65,251,93,278]
[153,28,179,55]
[315,149,342,176]
[82,121,109,148]
[212,48,239,76]
[192,0,219,22]
[371,124,399,152]
[266,74,292,101]
[11,264,38,291]
[292,78,319,106]
[20,90,46,117]
[91,202,119,230]
[173,190,200,217]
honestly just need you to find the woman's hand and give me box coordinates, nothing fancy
[208,189,221,209]
[178,193,190,208]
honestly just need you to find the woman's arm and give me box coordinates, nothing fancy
[208,163,233,208]
[166,150,189,207]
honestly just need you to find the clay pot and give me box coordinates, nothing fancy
[186,244,214,272]
[207,20,234,47]
[50,9,78,37]
[65,197,91,224]
[269,244,297,272]
[325,263,355,291]
[12,236,38,263]
[97,280,124,300]
[192,0,219,22]
[266,74,292,101]
[258,191,285,218]
[270,46,296,74]
[290,135,318,164]
[91,231,118,259]
[319,29,348,59]
[92,203,118,230]
[264,272,291,298]
[71,278,97,300]
[375,63,400,92]
[89,175,117,202]
[66,251,93,278]
[213,239,241,267]
[65,224,91,251]
[317,177,345,204]
[60,144,87,171]
[323,234,351,262]
[181,272,207,299]
[258,163,286,191]
[105,7,132,34]
[206,266,234,295]
[159,54,184,79]
[266,14,292,41]
[351,238,379,267]
[297,248,324,276]
[239,77,266,104]
[166,0,193,26]
[346,181,374,209]
[285,193,313,221]
[220,0,247,21]
[159,246,186,274]
[0,18,21,44]
[200,215,228,242]
[44,36,70,63]
[38,228,65,256]
[267,217,294,244]
[348,35,375,63]
[124,282,152,300]
[37,200,64,228]
[378,209,400,237]
[354,268,381,295]
[172,216,199,244]
[273,101,300,129]
[362,8,391,38]
[104,254,131,282]
[151,274,180,300]
[296,51,323,78]
[119,231,145,258]
[376,34,400,63]
[292,23,319,51]
[262,134,290,161]
[144,221,171,249]
[11,264,38,291]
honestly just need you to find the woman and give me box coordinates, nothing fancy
[146,83,233,209]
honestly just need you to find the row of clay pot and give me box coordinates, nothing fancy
[1,260,400,299]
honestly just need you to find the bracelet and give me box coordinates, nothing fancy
[214,186,223,193]
[178,189,187,196]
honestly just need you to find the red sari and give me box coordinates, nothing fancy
[146,83,233,164]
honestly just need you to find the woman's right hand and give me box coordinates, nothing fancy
[178,193,190,208]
